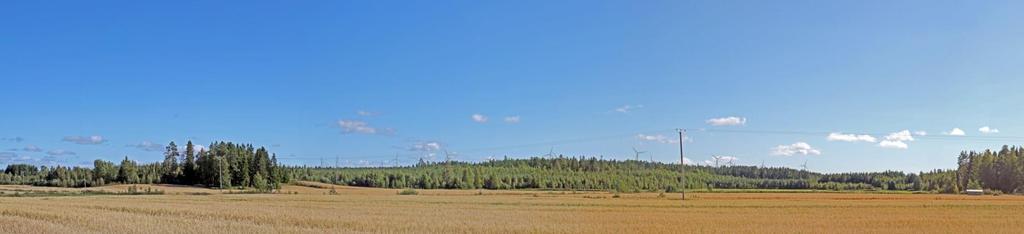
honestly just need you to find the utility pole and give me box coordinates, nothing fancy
[677,128,686,202]
[335,155,339,168]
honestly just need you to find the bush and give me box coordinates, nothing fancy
[398,188,418,195]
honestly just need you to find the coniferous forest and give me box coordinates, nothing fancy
[0,141,287,191]
[3,143,1024,194]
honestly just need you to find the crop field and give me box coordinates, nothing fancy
[2,183,1023,233]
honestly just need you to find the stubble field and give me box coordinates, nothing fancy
[2,183,1023,233]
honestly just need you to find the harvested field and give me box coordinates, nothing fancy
[1,184,1022,233]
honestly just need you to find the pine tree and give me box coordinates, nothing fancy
[162,141,180,183]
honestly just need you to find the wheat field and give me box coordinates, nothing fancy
[1,183,1023,233]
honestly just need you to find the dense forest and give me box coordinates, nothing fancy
[289,156,960,193]
[0,141,287,191]
[3,143,1023,194]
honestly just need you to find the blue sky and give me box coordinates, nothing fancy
[2,1,1024,172]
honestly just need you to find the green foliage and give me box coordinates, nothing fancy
[0,141,283,191]
[398,188,418,195]
[956,146,1024,193]
[287,157,951,192]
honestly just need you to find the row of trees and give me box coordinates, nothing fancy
[5,143,1020,194]
[0,141,288,191]
[288,156,953,193]
[957,146,1024,193]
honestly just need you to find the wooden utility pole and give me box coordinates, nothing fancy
[677,128,686,202]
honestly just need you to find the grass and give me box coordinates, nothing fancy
[2,183,1024,233]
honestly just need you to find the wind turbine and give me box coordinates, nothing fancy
[725,157,735,167]
[543,147,556,159]
[632,147,648,161]
[711,155,724,167]
[444,150,458,163]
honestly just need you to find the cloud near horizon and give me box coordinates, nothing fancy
[46,149,76,156]
[126,141,165,152]
[706,116,746,126]
[979,126,999,134]
[944,128,966,136]
[771,142,821,156]
[62,135,107,145]
[635,134,678,144]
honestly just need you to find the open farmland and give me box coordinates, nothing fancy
[2,183,1023,233]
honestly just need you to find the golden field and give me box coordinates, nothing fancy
[2,183,1023,234]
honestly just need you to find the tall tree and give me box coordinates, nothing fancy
[182,140,197,184]
[162,141,180,183]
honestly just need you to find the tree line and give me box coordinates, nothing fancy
[4,143,1020,194]
[0,141,288,191]
[956,145,1024,193]
[288,155,962,193]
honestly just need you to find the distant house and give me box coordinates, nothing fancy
[965,189,984,195]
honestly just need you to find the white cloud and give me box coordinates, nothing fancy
[913,131,927,136]
[356,110,377,116]
[682,157,693,165]
[635,134,678,144]
[193,145,207,153]
[883,130,915,142]
[944,128,966,136]
[46,149,76,156]
[614,105,643,113]
[979,126,1000,134]
[126,141,165,152]
[826,133,877,143]
[877,130,915,150]
[771,142,821,156]
[879,140,908,149]
[503,116,520,123]
[706,116,747,126]
[409,141,442,152]
[22,145,43,152]
[471,114,488,123]
[62,135,107,145]
[338,120,379,134]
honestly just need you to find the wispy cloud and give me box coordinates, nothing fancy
[46,149,76,156]
[471,114,488,123]
[126,141,165,152]
[409,141,442,152]
[826,133,877,143]
[356,110,377,116]
[614,105,643,114]
[408,141,443,161]
[978,126,999,134]
[771,142,821,156]
[944,128,966,136]
[337,120,392,135]
[62,135,107,145]
[503,116,520,124]
[913,131,927,136]
[706,116,746,126]
[635,134,678,144]
[22,145,43,152]
[1,137,25,142]
[878,130,915,149]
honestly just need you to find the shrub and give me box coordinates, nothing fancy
[398,188,418,195]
